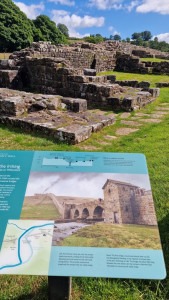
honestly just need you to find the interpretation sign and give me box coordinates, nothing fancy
[0,151,166,279]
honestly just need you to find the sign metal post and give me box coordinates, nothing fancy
[48,276,72,300]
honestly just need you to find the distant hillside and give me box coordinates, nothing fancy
[21,193,97,220]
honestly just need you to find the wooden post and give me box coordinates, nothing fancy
[48,276,72,300]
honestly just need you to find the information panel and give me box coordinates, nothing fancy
[0,151,166,279]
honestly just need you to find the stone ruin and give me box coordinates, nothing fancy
[0,41,163,144]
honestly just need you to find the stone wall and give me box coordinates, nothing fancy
[103,179,157,226]
[10,41,117,73]
[115,53,169,75]
[115,54,150,73]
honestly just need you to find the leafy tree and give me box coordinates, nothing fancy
[84,34,104,44]
[0,0,35,51]
[141,30,152,41]
[126,37,130,43]
[131,32,142,40]
[33,15,67,44]
[113,34,121,41]
[57,23,69,37]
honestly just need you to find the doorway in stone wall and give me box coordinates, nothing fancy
[90,56,96,69]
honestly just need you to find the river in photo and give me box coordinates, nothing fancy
[52,222,90,245]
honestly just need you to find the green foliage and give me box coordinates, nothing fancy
[57,23,69,37]
[131,30,169,52]
[84,34,104,44]
[0,0,34,51]
[33,15,67,45]
[113,34,121,41]
[132,31,152,42]
[0,1,67,52]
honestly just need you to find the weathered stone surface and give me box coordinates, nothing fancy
[62,98,87,112]
[0,96,25,116]
[156,82,169,88]
[56,124,92,144]
[0,70,19,88]
[84,69,96,76]
[121,120,142,126]
[0,88,116,144]
[149,88,160,97]
[116,128,139,136]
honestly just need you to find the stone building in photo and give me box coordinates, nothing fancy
[103,179,157,226]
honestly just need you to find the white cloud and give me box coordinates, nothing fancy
[26,172,150,197]
[154,33,169,43]
[126,0,139,12]
[48,0,75,6]
[14,1,45,19]
[108,26,120,35]
[51,10,104,37]
[136,0,169,15]
[88,0,123,10]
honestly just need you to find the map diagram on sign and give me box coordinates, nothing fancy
[0,220,54,275]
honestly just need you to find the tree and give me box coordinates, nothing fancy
[84,34,104,44]
[141,30,152,41]
[33,15,67,44]
[131,32,142,40]
[57,23,69,37]
[0,0,35,51]
[113,34,121,41]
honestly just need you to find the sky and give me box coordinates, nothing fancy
[13,0,169,42]
[25,172,151,197]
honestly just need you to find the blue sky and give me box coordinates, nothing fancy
[13,0,169,42]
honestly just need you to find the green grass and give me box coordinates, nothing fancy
[0,84,169,299]
[140,57,169,63]
[98,71,169,87]
[59,224,161,249]
[21,203,61,219]
[0,53,11,59]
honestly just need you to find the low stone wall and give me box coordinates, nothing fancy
[0,88,115,144]
[115,54,169,75]
[115,54,149,74]
[156,82,169,88]
[143,61,169,75]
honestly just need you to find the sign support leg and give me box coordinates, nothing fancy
[48,276,72,300]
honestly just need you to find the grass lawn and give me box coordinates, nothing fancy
[98,70,169,87]
[21,203,61,220]
[59,223,161,250]
[0,80,169,299]
[0,53,11,59]
[140,57,169,63]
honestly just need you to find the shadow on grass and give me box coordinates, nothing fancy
[158,213,169,275]
[13,284,48,300]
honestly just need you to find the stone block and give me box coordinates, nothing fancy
[0,59,16,70]
[121,97,134,111]
[149,88,160,97]
[138,81,150,89]
[0,70,19,88]
[107,75,116,82]
[0,96,25,116]
[62,98,87,112]
[156,82,169,88]
[56,124,92,144]
[84,69,96,76]
[107,97,121,109]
